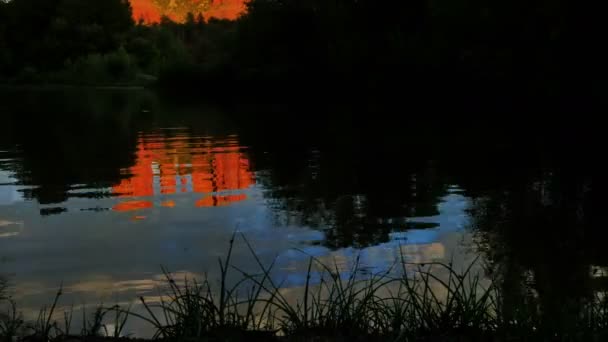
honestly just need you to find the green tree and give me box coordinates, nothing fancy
[0,2,8,73]
[55,0,134,54]
[127,37,161,74]
[0,0,133,74]
[104,46,135,81]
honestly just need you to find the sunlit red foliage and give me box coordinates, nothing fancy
[130,0,246,23]
[131,0,162,22]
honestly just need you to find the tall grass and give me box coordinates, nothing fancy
[2,233,608,341]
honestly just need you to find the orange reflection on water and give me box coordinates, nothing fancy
[161,200,176,208]
[196,194,247,207]
[114,200,154,212]
[112,131,253,211]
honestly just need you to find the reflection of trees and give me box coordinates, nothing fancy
[0,90,150,206]
[250,130,449,249]
[466,146,602,335]
[247,116,606,334]
[0,91,246,210]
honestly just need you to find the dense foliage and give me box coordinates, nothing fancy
[231,0,605,100]
[0,0,133,81]
[0,0,234,85]
[0,0,604,101]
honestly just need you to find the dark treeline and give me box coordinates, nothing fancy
[0,0,605,103]
[0,0,136,83]
[0,0,235,86]
[229,0,605,105]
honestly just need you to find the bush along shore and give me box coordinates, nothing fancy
[3,234,608,342]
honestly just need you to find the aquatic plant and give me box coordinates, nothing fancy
[2,234,608,341]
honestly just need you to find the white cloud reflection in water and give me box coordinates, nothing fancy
[0,128,481,337]
[3,188,480,337]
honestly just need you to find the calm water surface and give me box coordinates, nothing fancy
[0,89,601,335]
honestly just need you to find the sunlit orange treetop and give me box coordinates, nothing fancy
[131,0,246,23]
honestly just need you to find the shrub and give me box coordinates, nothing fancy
[104,46,135,81]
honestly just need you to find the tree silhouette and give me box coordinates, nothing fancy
[0,0,134,74]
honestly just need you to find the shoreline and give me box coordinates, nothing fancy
[2,240,607,342]
[0,84,148,91]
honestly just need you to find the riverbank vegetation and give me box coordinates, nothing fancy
[2,234,608,341]
[0,0,235,87]
[1,0,603,103]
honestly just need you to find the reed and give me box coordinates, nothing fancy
[2,234,608,341]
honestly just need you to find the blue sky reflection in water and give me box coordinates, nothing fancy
[0,89,481,336]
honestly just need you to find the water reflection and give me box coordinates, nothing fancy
[1,89,603,337]
[0,220,22,238]
[112,130,253,211]
[0,90,477,328]
[0,170,23,206]
[255,149,450,249]
[0,89,143,207]
[269,190,473,287]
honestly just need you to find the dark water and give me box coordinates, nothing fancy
[0,88,603,334]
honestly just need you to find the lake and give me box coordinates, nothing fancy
[0,88,602,336]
